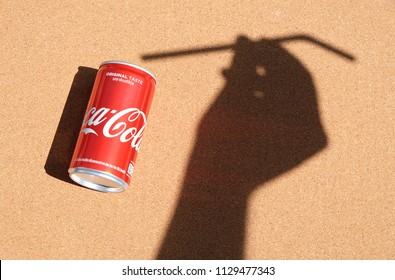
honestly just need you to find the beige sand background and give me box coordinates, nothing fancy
[1,1,394,259]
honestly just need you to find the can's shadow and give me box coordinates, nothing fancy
[142,34,355,259]
[45,67,98,184]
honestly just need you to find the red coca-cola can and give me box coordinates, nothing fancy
[69,61,156,192]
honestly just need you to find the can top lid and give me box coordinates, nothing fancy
[100,60,157,83]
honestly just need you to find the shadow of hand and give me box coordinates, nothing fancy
[157,36,328,259]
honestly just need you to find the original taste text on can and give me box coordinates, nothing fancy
[68,61,156,192]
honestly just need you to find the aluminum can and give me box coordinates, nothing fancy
[68,61,156,192]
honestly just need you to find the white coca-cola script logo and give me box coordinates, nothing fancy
[80,107,147,152]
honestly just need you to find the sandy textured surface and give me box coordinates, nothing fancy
[1,1,394,259]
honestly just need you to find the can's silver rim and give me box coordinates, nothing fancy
[100,60,157,83]
[68,167,128,193]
